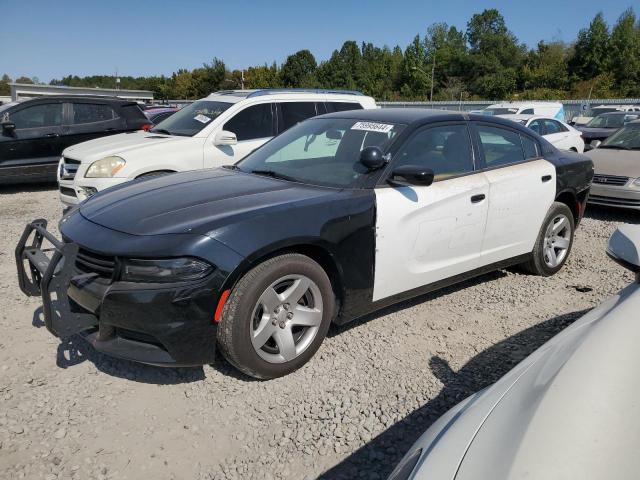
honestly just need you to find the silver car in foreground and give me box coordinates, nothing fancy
[389,224,640,480]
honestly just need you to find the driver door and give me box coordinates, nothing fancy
[373,123,490,301]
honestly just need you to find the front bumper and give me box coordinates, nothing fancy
[589,184,640,210]
[16,220,220,366]
[58,177,127,206]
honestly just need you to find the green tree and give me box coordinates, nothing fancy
[609,8,640,95]
[14,76,34,84]
[317,41,363,91]
[521,41,570,92]
[0,74,11,96]
[569,13,611,81]
[245,63,280,89]
[280,50,317,87]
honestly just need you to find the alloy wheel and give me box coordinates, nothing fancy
[543,214,572,268]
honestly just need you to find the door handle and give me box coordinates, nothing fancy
[44,133,59,137]
[542,175,552,182]
[470,194,486,204]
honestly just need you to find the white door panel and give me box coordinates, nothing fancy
[481,159,556,264]
[373,173,490,301]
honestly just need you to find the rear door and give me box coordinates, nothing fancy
[63,101,124,149]
[473,122,555,265]
[373,122,490,301]
[0,101,65,173]
[210,102,275,167]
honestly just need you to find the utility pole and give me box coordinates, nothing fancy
[241,70,245,90]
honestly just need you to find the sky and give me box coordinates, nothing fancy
[0,0,636,83]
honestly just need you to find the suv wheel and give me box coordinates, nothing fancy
[217,253,334,379]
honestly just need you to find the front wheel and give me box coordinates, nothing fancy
[523,202,575,276]
[217,253,335,379]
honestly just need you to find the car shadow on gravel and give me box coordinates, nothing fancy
[584,205,639,224]
[318,309,588,480]
[32,307,205,384]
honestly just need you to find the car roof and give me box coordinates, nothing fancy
[317,107,539,132]
[10,95,134,105]
[598,111,635,117]
[487,101,562,108]
[205,88,371,104]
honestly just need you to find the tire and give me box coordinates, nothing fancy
[217,253,335,379]
[523,201,575,276]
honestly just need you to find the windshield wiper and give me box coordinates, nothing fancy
[150,128,172,136]
[250,169,297,182]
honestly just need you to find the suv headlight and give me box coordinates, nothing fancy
[633,178,640,187]
[85,156,126,178]
[121,258,213,283]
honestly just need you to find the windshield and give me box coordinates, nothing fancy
[586,114,626,129]
[601,125,640,150]
[237,118,405,188]
[151,100,232,136]
[484,107,519,116]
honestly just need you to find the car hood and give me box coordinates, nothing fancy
[453,283,640,480]
[78,168,339,237]
[63,131,195,162]
[587,148,640,178]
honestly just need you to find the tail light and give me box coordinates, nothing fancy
[142,123,153,131]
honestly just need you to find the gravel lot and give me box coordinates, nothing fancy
[0,183,637,480]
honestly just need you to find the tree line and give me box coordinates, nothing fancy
[2,8,639,102]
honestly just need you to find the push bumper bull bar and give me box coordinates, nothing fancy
[15,219,98,338]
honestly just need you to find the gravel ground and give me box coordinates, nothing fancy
[0,183,637,480]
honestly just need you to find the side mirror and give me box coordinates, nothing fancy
[388,165,435,187]
[2,122,16,135]
[607,225,640,274]
[359,146,386,170]
[214,130,237,146]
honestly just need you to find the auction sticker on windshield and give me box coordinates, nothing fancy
[351,121,394,133]
[194,114,212,124]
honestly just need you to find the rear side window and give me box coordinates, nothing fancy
[521,135,539,159]
[326,102,363,113]
[477,125,525,168]
[394,124,474,180]
[528,119,544,135]
[10,103,63,128]
[224,103,274,141]
[543,119,565,134]
[520,108,535,114]
[279,102,317,132]
[72,103,118,124]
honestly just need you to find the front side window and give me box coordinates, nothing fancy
[477,125,526,167]
[393,124,474,180]
[10,103,63,129]
[151,100,232,136]
[73,103,117,124]
[237,118,404,187]
[279,102,317,132]
[224,103,274,141]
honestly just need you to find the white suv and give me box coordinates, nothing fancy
[58,89,376,205]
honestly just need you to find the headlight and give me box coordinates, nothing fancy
[121,258,213,283]
[633,178,640,187]
[85,156,126,178]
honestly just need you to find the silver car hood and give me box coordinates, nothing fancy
[587,148,640,178]
[410,283,640,480]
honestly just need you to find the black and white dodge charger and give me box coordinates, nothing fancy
[17,109,593,379]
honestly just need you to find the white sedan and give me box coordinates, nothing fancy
[388,224,640,480]
[500,114,585,153]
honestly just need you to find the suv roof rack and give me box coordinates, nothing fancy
[248,88,364,97]
[212,88,364,98]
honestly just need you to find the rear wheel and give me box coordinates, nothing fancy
[217,254,334,379]
[523,202,574,276]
